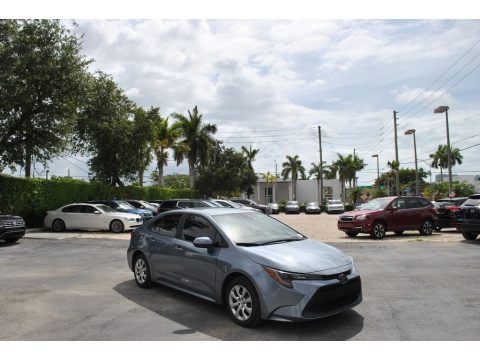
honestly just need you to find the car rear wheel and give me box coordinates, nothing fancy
[110,219,124,233]
[346,231,358,238]
[226,277,262,328]
[419,219,434,236]
[462,232,478,241]
[52,219,66,232]
[394,230,404,235]
[134,254,153,288]
[370,222,386,239]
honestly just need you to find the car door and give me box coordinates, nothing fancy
[385,198,408,230]
[147,213,184,284]
[80,205,106,230]
[174,214,220,300]
[405,197,423,229]
[61,205,83,229]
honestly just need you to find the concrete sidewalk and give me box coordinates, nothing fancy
[24,229,130,241]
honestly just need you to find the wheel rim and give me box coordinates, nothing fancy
[423,221,432,234]
[374,224,384,238]
[53,220,63,231]
[112,220,123,233]
[228,285,252,321]
[135,258,147,284]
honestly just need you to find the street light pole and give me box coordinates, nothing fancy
[434,106,453,196]
[372,154,379,186]
[404,129,419,195]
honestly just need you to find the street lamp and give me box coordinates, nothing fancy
[404,129,419,195]
[434,106,453,197]
[371,154,379,186]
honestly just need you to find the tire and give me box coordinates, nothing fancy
[419,219,434,236]
[462,232,478,241]
[346,231,358,238]
[52,219,66,232]
[394,230,404,235]
[110,219,125,233]
[133,253,153,288]
[226,276,262,328]
[4,237,20,243]
[370,222,386,239]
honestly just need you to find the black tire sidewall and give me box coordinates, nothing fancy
[346,231,358,237]
[226,276,262,327]
[52,219,65,232]
[134,254,153,288]
[463,232,478,241]
[110,219,124,233]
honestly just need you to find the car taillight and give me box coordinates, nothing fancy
[450,206,460,213]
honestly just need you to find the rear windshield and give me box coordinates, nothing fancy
[463,198,480,206]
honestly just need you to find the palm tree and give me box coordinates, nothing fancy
[152,117,185,187]
[323,162,338,179]
[261,171,276,203]
[430,144,463,182]
[171,106,217,189]
[352,155,366,187]
[333,154,354,202]
[281,155,306,200]
[309,161,328,203]
[387,160,399,195]
[241,145,260,170]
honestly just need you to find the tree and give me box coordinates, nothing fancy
[333,154,355,202]
[131,107,156,187]
[430,144,463,182]
[386,160,399,195]
[309,162,327,203]
[241,145,260,170]
[261,171,276,203]
[323,162,338,179]
[281,155,306,200]
[171,106,217,189]
[152,114,185,187]
[0,20,92,176]
[150,171,190,189]
[76,72,137,186]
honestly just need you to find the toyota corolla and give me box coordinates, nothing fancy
[127,208,362,327]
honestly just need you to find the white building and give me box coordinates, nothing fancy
[434,174,480,192]
[253,178,343,204]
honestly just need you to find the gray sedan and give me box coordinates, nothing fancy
[127,208,362,327]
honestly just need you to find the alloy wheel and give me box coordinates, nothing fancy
[421,220,433,235]
[135,258,147,284]
[228,284,252,321]
[373,223,385,239]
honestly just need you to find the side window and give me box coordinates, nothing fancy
[108,202,119,209]
[392,198,406,210]
[62,205,81,213]
[419,198,431,207]
[406,198,421,209]
[82,205,96,213]
[151,214,182,238]
[161,200,177,208]
[182,214,217,242]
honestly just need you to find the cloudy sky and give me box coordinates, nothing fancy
[9,15,480,185]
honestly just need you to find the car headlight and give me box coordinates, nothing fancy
[264,267,326,288]
[125,218,136,222]
[355,214,367,220]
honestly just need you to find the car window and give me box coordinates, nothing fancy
[419,198,431,207]
[182,214,217,242]
[81,205,96,213]
[405,198,421,209]
[62,205,81,213]
[178,201,194,208]
[463,197,480,206]
[96,205,116,213]
[161,200,177,208]
[392,198,407,210]
[151,214,183,238]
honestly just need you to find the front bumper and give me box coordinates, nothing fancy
[338,220,371,233]
[0,226,26,240]
[285,207,300,213]
[327,208,344,213]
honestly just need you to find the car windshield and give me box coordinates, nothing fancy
[96,205,116,213]
[463,197,480,206]
[138,200,155,209]
[213,212,305,245]
[115,201,135,210]
[359,198,392,211]
[307,202,318,206]
[329,200,341,204]
[287,201,298,205]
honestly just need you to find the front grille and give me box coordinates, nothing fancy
[340,215,354,221]
[0,220,25,228]
[302,277,362,317]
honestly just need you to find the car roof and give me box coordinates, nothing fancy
[162,207,257,216]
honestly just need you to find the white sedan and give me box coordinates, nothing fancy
[44,203,143,233]
[326,199,345,214]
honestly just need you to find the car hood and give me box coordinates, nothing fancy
[117,208,151,215]
[0,215,23,220]
[342,209,381,217]
[240,239,352,273]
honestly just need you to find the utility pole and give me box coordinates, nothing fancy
[393,111,400,195]
[318,126,324,207]
[353,148,356,188]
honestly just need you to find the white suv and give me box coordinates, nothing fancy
[326,199,345,214]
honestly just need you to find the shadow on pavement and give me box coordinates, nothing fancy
[0,241,21,248]
[113,280,364,340]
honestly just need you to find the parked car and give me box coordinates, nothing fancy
[456,194,480,240]
[433,197,468,231]
[127,208,362,327]
[124,199,157,216]
[230,198,272,214]
[337,196,438,239]
[326,199,345,214]
[44,203,143,233]
[0,213,26,243]
[285,200,300,214]
[157,199,217,213]
[305,201,321,214]
[87,200,154,220]
[267,202,279,214]
[149,200,164,208]
[210,199,261,212]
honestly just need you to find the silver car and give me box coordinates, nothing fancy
[127,208,362,327]
[285,200,300,214]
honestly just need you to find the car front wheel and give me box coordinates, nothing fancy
[226,277,262,328]
[134,254,153,288]
[370,222,386,239]
[419,219,434,235]
[52,219,66,232]
[462,232,478,241]
[346,231,358,238]
[110,219,125,233]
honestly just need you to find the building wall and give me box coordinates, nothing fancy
[434,174,480,192]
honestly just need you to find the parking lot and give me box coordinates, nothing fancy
[1,213,479,340]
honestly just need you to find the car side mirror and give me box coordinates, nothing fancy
[193,237,214,249]
[94,211,101,214]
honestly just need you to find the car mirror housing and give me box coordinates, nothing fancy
[193,237,214,248]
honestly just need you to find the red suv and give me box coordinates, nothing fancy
[337,196,438,239]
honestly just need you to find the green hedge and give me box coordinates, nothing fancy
[0,174,198,227]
